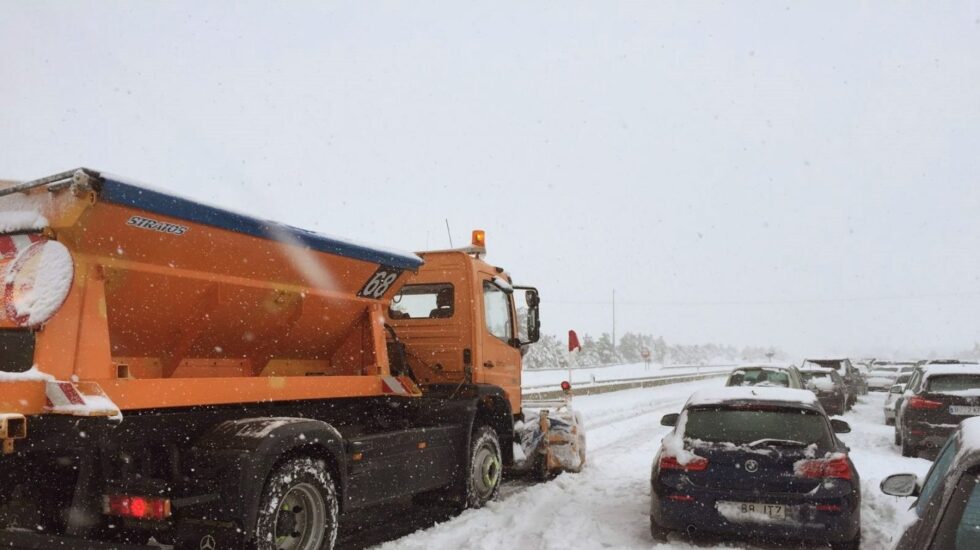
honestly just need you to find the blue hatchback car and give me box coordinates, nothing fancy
[650,387,861,549]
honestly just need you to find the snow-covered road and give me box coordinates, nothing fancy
[375,378,935,550]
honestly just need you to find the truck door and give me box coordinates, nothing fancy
[479,276,522,413]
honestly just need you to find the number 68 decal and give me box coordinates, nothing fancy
[358,267,402,299]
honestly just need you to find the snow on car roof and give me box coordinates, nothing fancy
[686,387,818,407]
[921,364,980,380]
[958,417,980,456]
[797,365,834,373]
[730,365,793,373]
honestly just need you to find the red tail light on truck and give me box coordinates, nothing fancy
[104,495,172,521]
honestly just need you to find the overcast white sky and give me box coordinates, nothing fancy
[3,2,980,358]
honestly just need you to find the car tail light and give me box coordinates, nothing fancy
[908,396,943,410]
[667,494,695,502]
[660,455,709,471]
[104,495,172,521]
[815,504,842,512]
[796,455,852,480]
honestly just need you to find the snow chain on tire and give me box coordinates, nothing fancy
[465,426,502,508]
[254,457,339,550]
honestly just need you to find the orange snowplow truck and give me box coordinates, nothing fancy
[0,169,569,549]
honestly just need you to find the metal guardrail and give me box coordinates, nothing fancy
[525,361,735,373]
[521,365,734,391]
[521,371,728,401]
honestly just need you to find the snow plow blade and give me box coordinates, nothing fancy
[514,383,587,476]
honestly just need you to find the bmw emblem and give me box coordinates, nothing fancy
[744,459,759,473]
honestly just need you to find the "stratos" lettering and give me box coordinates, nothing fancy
[126,216,188,236]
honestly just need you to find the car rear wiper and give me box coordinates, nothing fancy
[747,438,808,448]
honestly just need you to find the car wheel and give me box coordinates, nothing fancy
[650,516,670,542]
[885,416,894,426]
[254,457,338,550]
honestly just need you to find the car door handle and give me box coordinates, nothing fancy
[484,361,495,369]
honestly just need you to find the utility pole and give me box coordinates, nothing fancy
[612,289,616,346]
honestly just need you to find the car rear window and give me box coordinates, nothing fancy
[799,372,836,391]
[727,369,790,388]
[682,406,834,448]
[927,375,980,394]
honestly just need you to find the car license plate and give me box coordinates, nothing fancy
[950,405,980,416]
[719,501,786,520]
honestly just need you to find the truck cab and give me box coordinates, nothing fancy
[386,232,540,416]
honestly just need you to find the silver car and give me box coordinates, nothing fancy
[883,373,911,425]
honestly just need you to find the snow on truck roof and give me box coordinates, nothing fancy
[686,387,818,408]
[3,169,424,271]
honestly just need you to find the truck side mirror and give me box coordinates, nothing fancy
[516,287,541,344]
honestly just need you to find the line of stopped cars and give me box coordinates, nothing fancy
[650,358,980,548]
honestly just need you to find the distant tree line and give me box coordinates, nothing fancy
[522,330,787,370]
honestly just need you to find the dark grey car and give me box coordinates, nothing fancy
[880,417,980,549]
[803,359,862,409]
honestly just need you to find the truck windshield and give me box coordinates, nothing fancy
[683,406,833,448]
[389,284,454,319]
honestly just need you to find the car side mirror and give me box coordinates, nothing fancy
[830,419,851,433]
[880,473,919,497]
[890,384,903,394]
[661,413,679,427]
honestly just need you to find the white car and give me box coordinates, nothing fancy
[883,373,911,425]
[866,367,899,391]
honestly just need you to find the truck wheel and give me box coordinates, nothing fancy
[254,457,338,550]
[466,426,502,508]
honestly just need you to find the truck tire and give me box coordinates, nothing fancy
[254,457,339,550]
[466,426,503,508]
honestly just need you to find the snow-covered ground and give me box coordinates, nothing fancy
[376,378,934,550]
[522,362,734,389]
